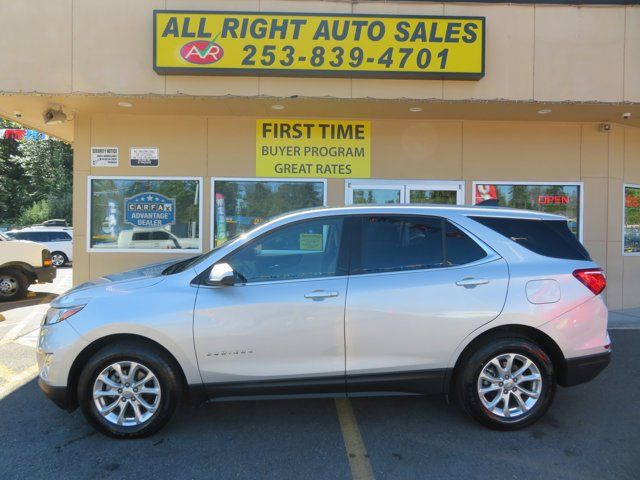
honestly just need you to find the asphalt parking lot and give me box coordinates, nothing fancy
[0,271,638,479]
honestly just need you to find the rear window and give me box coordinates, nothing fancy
[470,217,590,261]
[48,231,72,241]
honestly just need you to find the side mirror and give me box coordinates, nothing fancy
[207,263,235,286]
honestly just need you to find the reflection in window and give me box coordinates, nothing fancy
[227,218,343,283]
[475,183,581,238]
[213,180,325,247]
[89,178,201,251]
[624,185,640,254]
[355,216,445,274]
[409,190,458,205]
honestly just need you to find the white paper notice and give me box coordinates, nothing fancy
[91,147,119,167]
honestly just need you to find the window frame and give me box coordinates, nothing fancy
[344,179,465,205]
[347,214,497,278]
[471,180,584,242]
[623,183,640,257]
[86,175,204,254]
[210,177,328,251]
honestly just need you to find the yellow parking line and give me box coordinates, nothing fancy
[335,398,376,480]
[0,364,39,399]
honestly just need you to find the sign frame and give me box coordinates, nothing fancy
[153,10,486,80]
[86,175,204,254]
[130,147,160,167]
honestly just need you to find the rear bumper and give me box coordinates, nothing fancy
[34,266,56,284]
[38,378,72,410]
[560,351,611,387]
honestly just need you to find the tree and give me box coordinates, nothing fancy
[0,118,73,226]
[0,120,28,224]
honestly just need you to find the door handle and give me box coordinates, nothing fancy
[304,290,339,300]
[455,277,490,287]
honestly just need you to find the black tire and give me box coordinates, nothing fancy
[0,268,29,301]
[50,251,68,268]
[455,337,556,430]
[78,341,182,438]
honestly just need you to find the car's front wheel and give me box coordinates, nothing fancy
[456,337,556,430]
[78,342,182,438]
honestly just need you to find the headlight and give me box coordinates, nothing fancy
[43,305,85,325]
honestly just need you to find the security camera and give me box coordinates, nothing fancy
[622,112,632,120]
[14,111,22,118]
[43,109,67,125]
[598,123,611,133]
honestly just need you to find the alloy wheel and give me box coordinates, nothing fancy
[476,353,543,419]
[92,361,162,427]
[51,253,65,267]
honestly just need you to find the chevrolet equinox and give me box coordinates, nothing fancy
[37,206,611,438]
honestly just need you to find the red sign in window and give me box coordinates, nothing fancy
[626,195,640,208]
[538,195,570,205]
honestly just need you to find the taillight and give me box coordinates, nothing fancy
[42,249,52,267]
[573,268,606,295]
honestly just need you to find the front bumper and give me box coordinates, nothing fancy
[34,266,56,284]
[38,378,71,410]
[560,351,611,387]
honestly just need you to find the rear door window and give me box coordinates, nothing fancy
[470,217,590,261]
[351,216,444,274]
[445,221,487,266]
[351,216,490,275]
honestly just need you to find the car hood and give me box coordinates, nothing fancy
[51,258,181,307]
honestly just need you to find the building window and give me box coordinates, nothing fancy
[624,184,640,255]
[212,178,326,248]
[473,182,582,239]
[88,177,202,252]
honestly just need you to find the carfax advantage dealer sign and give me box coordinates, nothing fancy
[154,11,485,79]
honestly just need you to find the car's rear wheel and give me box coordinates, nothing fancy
[0,269,29,301]
[78,342,181,438]
[456,337,556,430]
[50,251,67,267]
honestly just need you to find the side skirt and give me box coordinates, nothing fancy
[190,369,451,403]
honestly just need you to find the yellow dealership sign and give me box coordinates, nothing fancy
[256,120,371,178]
[154,11,485,79]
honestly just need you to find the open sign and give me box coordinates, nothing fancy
[538,195,570,205]
[180,40,224,64]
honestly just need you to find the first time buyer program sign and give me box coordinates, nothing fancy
[154,11,485,79]
[257,120,371,178]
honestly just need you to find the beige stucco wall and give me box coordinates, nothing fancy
[0,1,638,103]
[72,113,640,309]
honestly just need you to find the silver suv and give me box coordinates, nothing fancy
[37,206,610,438]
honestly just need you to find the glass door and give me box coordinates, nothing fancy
[346,181,464,205]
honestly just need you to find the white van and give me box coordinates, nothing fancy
[7,227,73,267]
